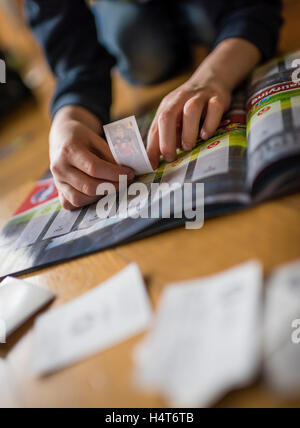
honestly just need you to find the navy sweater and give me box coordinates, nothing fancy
[24,0,283,123]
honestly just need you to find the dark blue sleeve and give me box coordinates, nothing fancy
[214,0,283,60]
[24,0,115,124]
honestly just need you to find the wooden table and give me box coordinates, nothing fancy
[0,0,300,409]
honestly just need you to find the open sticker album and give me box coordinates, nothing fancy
[0,51,300,279]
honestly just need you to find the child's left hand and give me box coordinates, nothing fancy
[146,74,231,169]
[146,38,261,169]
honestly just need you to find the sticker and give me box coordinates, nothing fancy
[248,101,284,153]
[14,210,54,249]
[161,153,192,187]
[291,95,300,128]
[192,135,230,181]
[43,208,82,240]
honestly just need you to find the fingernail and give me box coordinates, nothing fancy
[201,130,208,140]
[183,143,192,152]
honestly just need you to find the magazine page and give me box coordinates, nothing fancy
[246,51,300,199]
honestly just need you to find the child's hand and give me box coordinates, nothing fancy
[50,106,135,210]
[147,75,231,169]
[147,39,261,169]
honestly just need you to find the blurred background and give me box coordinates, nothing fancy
[1,0,299,122]
[0,0,195,121]
[0,0,53,118]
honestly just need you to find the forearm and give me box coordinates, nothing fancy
[213,0,282,62]
[25,0,115,124]
[191,38,261,91]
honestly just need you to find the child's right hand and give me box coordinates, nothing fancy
[50,106,135,210]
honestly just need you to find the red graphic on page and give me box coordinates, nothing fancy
[207,141,221,150]
[14,178,58,216]
[258,106,271,117]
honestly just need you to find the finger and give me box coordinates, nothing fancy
[201,96,225,140]
[182,96,205,151]
[59,182,99,208]
[58,192,77,211]
[158,107,178,163]
[147,121,161,169]
[88,129,116,164]
[57,166,127,196]
[176,119,183,149]
[70,148,135,182]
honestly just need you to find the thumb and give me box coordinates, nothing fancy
[88,127,116,164]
